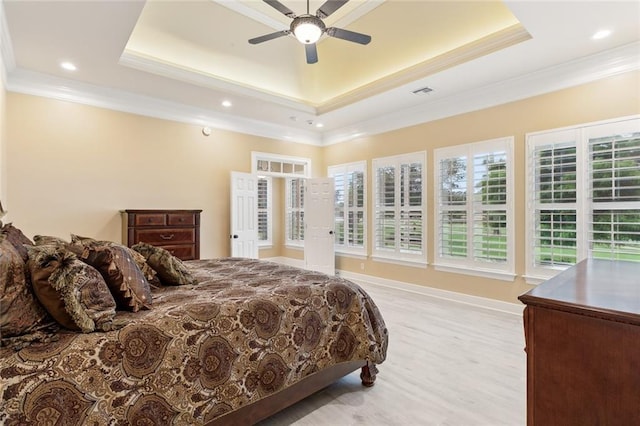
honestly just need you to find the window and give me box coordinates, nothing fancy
[526,117,640,282]
[252,152,311,248]
[434,137,515,279]
[257,177,272,246]
[252,152,311,178]
[372,152,426,264]
[328,161,366,255]
[286,177,305,246]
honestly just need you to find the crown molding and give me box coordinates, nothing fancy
[121,23,530,118]
[2,33,638,148]
[6,69,323,145]
[316,23,532,115]
[212,0,287,31]
[120,50,317,115]
[322,41,640,145]
[0,1,15,86]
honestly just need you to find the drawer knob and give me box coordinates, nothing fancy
[159,234,175,240]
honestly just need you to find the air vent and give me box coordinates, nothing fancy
[412,86,434,95]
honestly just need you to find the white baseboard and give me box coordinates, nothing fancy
[263,256,524,316]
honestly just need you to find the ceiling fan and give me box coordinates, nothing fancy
[248,0,372,64]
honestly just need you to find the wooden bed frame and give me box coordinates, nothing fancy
[209,361,379,425]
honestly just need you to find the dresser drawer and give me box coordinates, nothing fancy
[134,213,166,227]
[134,228,195,245]
[159,245,196,260]
[168,213,195,226]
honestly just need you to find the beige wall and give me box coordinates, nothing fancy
[4,71,639,304]
[5,93,323,259]
[325,71,640,303]
[0,62,5,210]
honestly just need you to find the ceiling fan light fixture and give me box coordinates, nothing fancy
[291,15,325,44]
[250,0,370,63]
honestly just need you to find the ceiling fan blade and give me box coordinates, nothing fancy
[264,0,296,18]
[316,0,348,19]
[249,30,290,44]
[305,43,318,64]
[326,27,371,45]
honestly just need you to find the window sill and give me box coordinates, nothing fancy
[285,244,304,250]
[522,275,547,285]
[371,256,427,268]
[258,244,273,250]
[524,265,571,284]
[335,250,367,260]
[523,271,566,285]
[433,263,516,282]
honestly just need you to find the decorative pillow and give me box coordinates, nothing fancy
[132,242,197,286]
[69,243,152,312]
[1,222,33,262]
[70,234,161,287]
[0,238,52,338]
[127,247,161,287]
[25,245,117,332]
[34,234,69,246]
[68,245,152,312]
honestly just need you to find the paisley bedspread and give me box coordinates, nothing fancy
[0,258,388,425]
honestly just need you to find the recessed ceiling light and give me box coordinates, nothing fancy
[592,29,612,40]
[315,123,324,128]
[221,100,232,108]
[60,61,77,71]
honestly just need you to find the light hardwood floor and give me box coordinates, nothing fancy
[259,281,526,426]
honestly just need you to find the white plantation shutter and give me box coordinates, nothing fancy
[328,162,366,254]
[473,152,508,263]
[376,165,396,251]
[286,178,305,245]
[526,117,640,281]
[373,152,426,263]
[435,137,514,278]
[587,123,640,261]
[399,163,423,253]
[438,156,467,258]
[257,177,271,246]
[530,138,580,270]
[333,172,345,246]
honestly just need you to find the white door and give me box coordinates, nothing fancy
[230,171,258,258]
[304,178,335,275]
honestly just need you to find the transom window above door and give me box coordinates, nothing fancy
[252,152,311,178]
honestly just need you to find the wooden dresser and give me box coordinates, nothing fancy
[122,209,202,260]
[518,259,640,425]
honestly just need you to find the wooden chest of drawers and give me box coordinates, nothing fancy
[519,259,640,425]
[122,209,202,260]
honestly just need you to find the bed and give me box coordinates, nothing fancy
[0,224,388,425]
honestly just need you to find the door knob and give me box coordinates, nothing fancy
[329,230,334,235]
